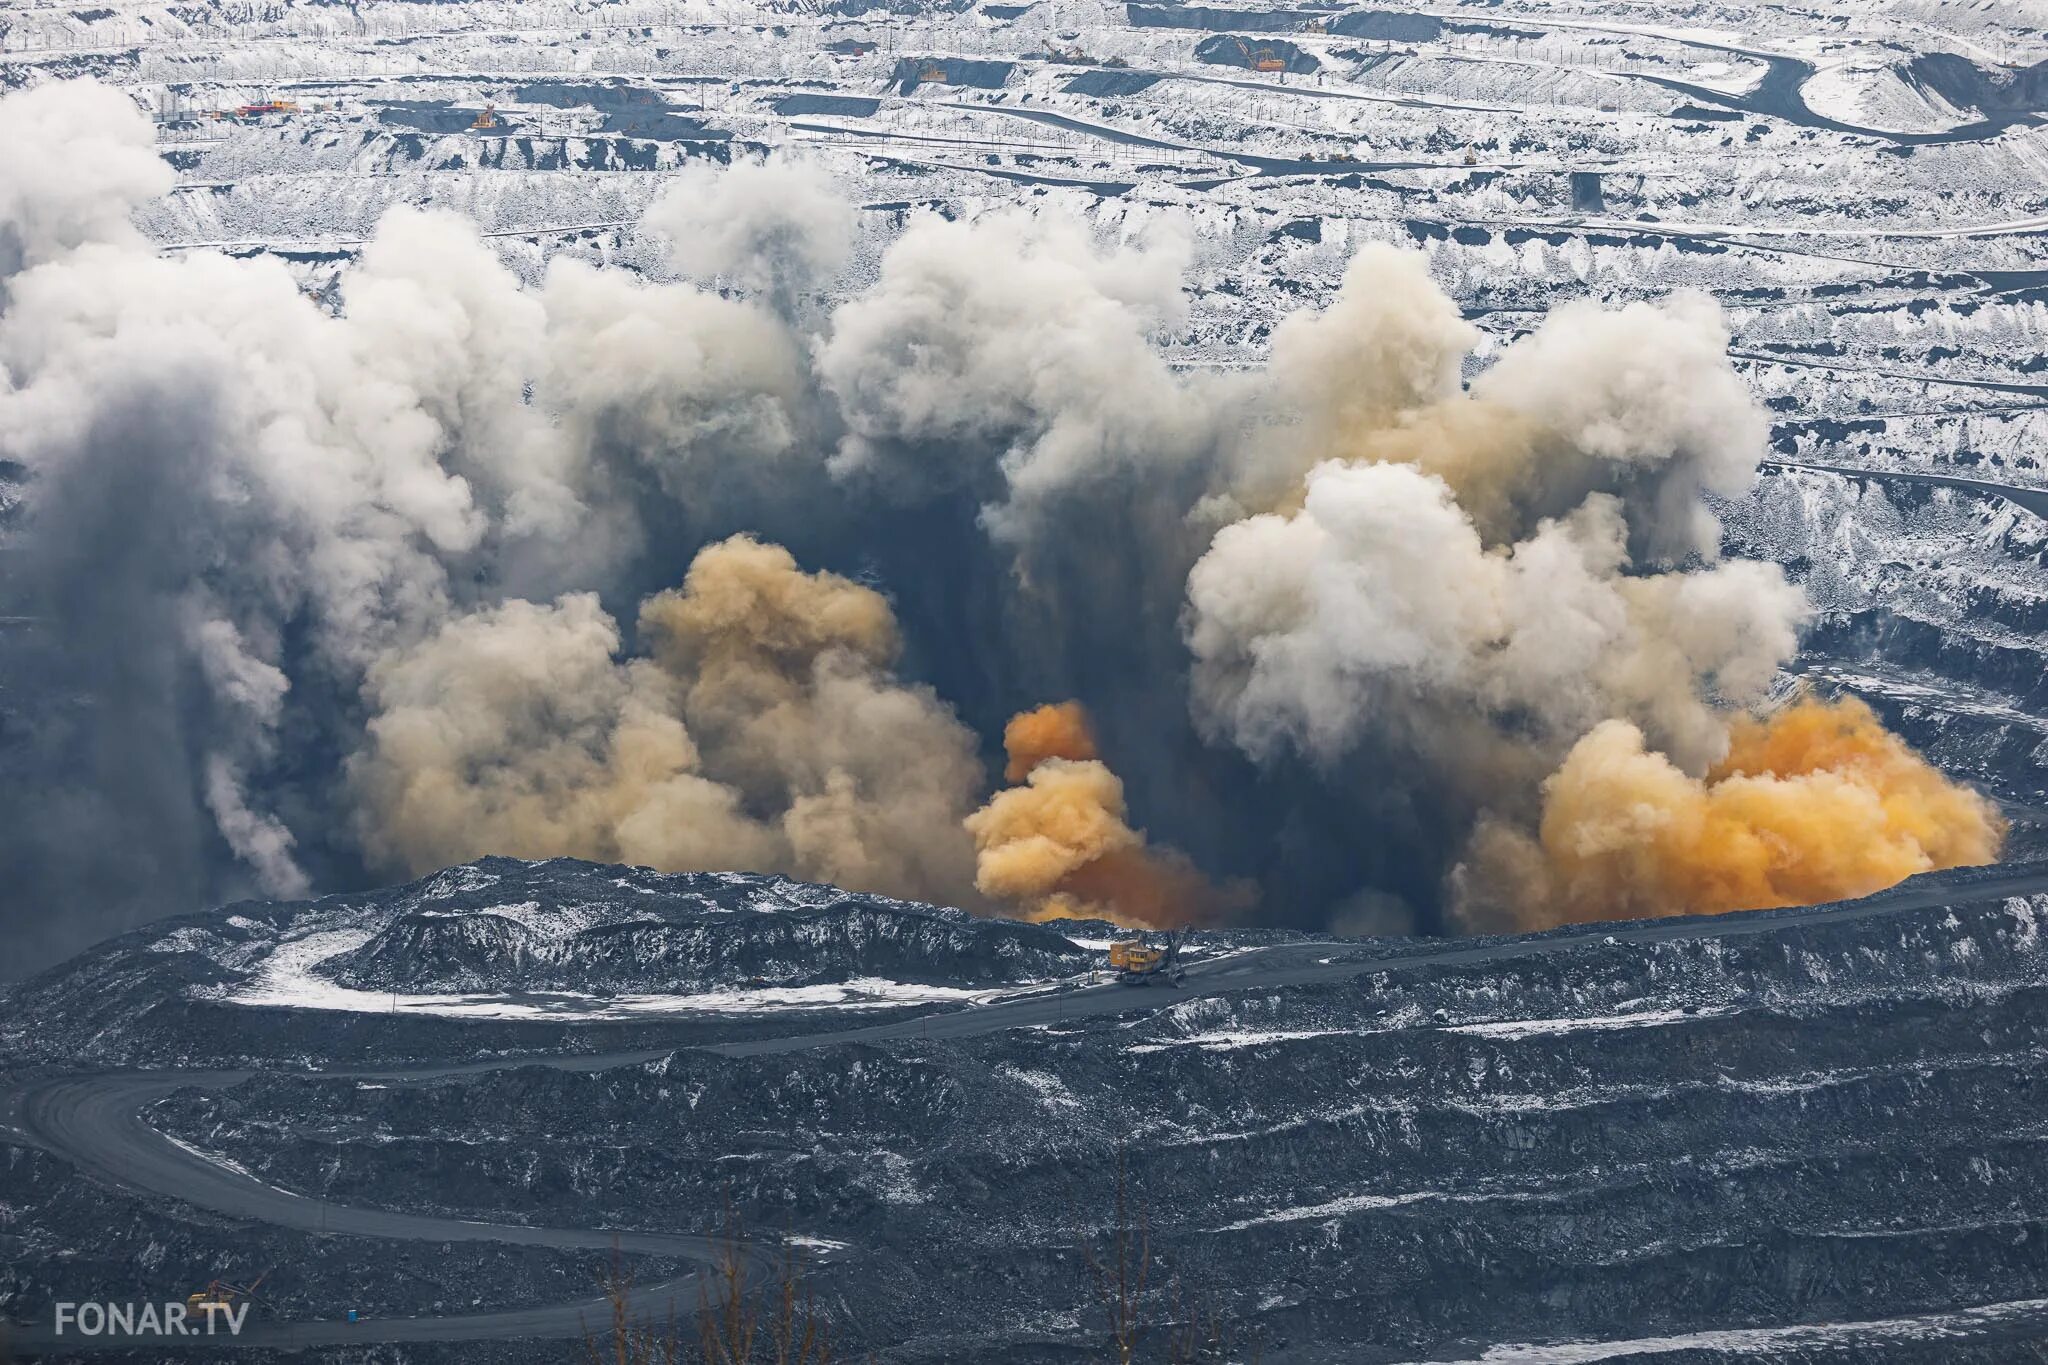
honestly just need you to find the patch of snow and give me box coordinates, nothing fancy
[432,899,608,941]
[1392,1295,2048,1362]
[998,1065,1082,1109]
[1448,1008,1704,1040]
[159,1132,271,1188]
[222,922,1056,1019]
[1129,1028,1358,1053]
[858,1150,927,1206]
[150,927,218,954]
[1216,1189,1439,1230]
[228,926,380,1011]
[417,864,500,901]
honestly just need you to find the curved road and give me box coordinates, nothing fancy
[1631,53,2042,147]
[1436,15,2045,147]
[1766,457,2048,521]
[7,1074,755,1350]
[10,862,2048,1351]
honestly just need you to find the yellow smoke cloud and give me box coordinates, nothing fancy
[352,535,984,905]
[966,703,1245,928]
[1454,695,2007,932]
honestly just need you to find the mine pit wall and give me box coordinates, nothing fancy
[1722,465,2048,807]
[138,882,2048,1359]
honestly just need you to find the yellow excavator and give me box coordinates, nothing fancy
[187,1269,268,1319]
[1108,929,1185,986]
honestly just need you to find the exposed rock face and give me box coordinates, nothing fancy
[319,863,1094,994]
[1722,467,2048,808]
[0,857,1099,1067]
[15,855,2048,1359]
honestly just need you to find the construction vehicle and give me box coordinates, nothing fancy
[1108,929,1184,986]
[1253,49,1287,73]
[233,98,297,119]
[187,1269,268,1319]
[471,102,498,129]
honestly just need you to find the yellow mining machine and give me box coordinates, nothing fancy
[187,1269,269,1319]
[1107,929,1184,986]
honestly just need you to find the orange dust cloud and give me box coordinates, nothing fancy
[1456,695,2007,932]
[1002,701,1101,782]
[967,705,1247,928]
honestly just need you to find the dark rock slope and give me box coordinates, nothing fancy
[90,858,2048,1362]
[0,857,1097,1068]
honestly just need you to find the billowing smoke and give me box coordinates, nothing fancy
[1453,695,2010,932]
[1185,465,1807,773]
[1000,702,1100,781]
[352,535,985,904]
[642,155,854,313]
[0,82,819,966]
[966,704,1245,927]
[1242,244,1763,561]
[1171,241,1996,935]
[813,207,1218,533]
[0,78,2006,972]
[0,80,172,275]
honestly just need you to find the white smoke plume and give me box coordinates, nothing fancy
[1185,463,1808,772]
[0,81,171,275]
[541,256,816,512]
[643,155,855,310]
[815,208,1216,533]
[1186,240,1799,783]
[1235,246,1765,562]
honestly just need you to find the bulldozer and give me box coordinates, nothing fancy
[1107,929,1184,986]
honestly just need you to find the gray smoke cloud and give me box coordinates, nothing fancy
[0,83,827,968]
[9,77,1978,975]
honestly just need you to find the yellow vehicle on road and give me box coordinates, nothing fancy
[1107,930,1185,986]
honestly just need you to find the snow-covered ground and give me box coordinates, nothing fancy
[1404,1295,2048,1362]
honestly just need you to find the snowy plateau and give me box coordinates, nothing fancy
[4,0,2048,1359]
